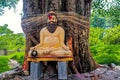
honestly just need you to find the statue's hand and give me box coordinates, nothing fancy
[65,47,70,50]
[62,46,70,51]
[47,48,53,53]
[42,48,52,55]
[29,47,35,55]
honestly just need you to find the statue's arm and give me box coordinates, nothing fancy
[39,30,44,46]
[59,27,69,50]
[34,29,44,49]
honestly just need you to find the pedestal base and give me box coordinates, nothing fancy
[30,62,42,80]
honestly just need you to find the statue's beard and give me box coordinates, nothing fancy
[47,21,57,33]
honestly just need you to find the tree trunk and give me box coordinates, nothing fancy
[21,0,97,73]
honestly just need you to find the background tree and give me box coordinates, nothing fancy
[0,0,19,15]
[90,15,107,28]
[0,24,25,50]
[91,0,120,27]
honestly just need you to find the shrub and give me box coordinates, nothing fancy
[103,25,120,44]
[0,56,10,73]
[0,52,25,73]
[90,45,120,65]
[8,52,24,65]
[89,27,104,46]
[94,53,120,65]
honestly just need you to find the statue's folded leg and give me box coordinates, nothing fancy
[50,50,72,57]
[28,49,49,57]
[36,50,51,56]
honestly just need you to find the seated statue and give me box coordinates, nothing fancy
[28,11,72,57]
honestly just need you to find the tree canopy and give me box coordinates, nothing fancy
[0,24,25,50]
[0,0,19,15]
[91,0,120,27]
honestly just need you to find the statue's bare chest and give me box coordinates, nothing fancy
[44,28,59,37]
[43,28,60,47]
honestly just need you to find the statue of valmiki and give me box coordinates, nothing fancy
[28,11,72,57]
[26,11,73,80]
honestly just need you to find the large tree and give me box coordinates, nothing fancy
[21,0,98,74]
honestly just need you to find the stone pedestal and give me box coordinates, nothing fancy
[30,62,42,80]
[58,62,67,80]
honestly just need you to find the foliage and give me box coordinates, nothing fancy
[89,27,104,46]
[103,25,120,44]
[0,24,25,50]
[0,24,25,73]
[0,0,19,15]
[90,15,107,28]
[0,24,13,36]
[0,56,10,73]
[8,52,24,65]
[92,0,120,27]
[90,45,120,56]
[89,25,120,45]
[0,52,24,73]
[90,26,120,65]
[90,45,120,65]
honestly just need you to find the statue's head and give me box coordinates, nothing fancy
[47,11,57,24]
[47,11,57,33]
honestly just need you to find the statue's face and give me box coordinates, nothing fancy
[47,14,57,33]
[47,15,57,24]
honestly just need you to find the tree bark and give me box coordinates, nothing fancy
[21,0,97,73]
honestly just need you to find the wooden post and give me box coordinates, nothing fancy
[58,62,67,80]
[30,62,42,80]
